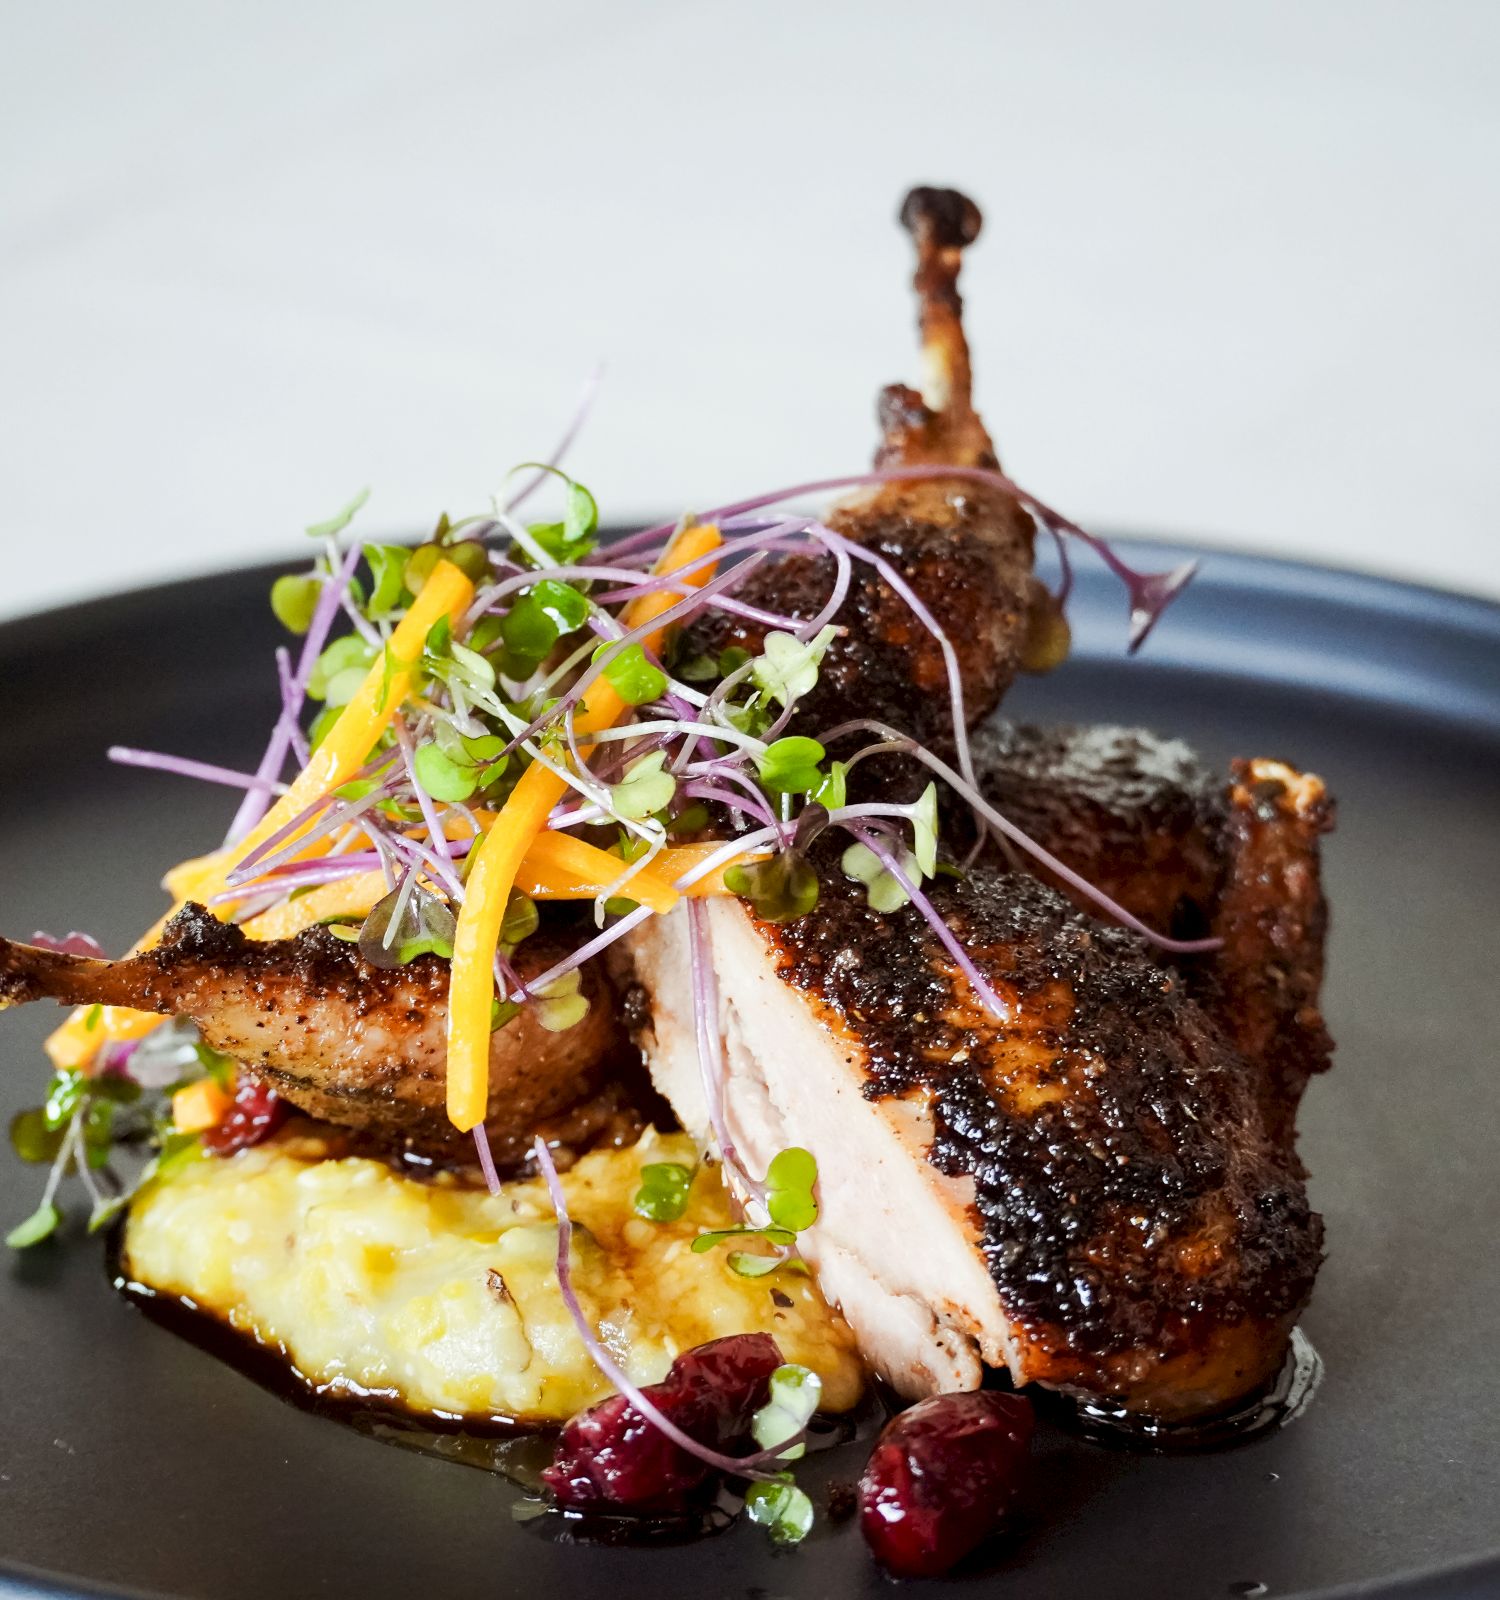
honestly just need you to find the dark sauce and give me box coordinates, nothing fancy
[1052,1329,1324,1453]
[108,1217,1322,1550]
[107,1219,889,1545]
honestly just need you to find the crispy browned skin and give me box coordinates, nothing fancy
[0,905,628,1163]
[679,187,1042,749]
[963,724,1335,1147]
[757,837,1322,1415]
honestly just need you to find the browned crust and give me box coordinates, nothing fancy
[752,844,1322,1411]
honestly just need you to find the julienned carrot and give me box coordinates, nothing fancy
[444,524,723,1131]
[45,561,476,1072]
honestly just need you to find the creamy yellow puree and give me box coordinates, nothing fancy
[122,1128,863,1423]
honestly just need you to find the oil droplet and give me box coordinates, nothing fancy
[1266,1471,1280,1483]
[1229,1585,1268,1598]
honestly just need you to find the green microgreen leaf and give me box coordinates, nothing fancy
[910,783,939,878]
[667,802,710,837]
[611,751,676,822]
[9,1107,64,1165]
[724,851,819,923]
[365,544,413,620]
[490,997,521,1032]
[726,1250,784,1278]
[44,1070,86,1131]
[270,573,320,635]
[7,1201,61,1250]
[750,626,838,709]
[755,737,826,796]
[499,891,540,950]
[511,466,600,561]
[598,641,667,707]
[308,635,377,703]
[442,541,492,584]
[357,886,457,969]
[413,743,479,803]
[744,1476,815,1545]
[841,841,919,914]
[534,969,589,1033]
[632,1161,694,1222]
[425,616,453,660]
[812,760,849,811]
[404,542,444,594]
[502,580,590,664]
[305,486,370,540]
[675,654,718,684]
[689,1225,796,1254]
[751,1364,822,1461]
[764,1146,819,1233]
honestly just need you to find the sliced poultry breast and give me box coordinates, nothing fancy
[628,850,1321,1421]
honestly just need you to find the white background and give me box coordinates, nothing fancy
[3,0,1498,619]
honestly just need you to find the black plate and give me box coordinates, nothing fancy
[2,538,1497,1600]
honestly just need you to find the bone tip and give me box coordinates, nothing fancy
[899,186,983,250]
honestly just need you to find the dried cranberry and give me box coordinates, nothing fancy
[201,1073,287,1155]
[543,1332,782,1514]
[859,1390,1034,1579]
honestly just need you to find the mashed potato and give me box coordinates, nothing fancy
[122,1127,863,1423]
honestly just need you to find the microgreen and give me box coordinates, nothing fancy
[724,851,819,923]
[533,969,589,1033]
[510,465,600,561]
[357,885,457,968]
[744,1476,815,1545]
[909,783,940,876]
[611,751,676,821]
[597,641,667,707]
[632,1161,694,1222]
[270,573,320,635]
[502,579,590,665]
[841,840,921,913]
[750,627,837,710]
[308,635,377,703]
[499,892,540,950]
[305,485,370,540]
[764,1147,818,1233]
[751,1364,821,1462]
[811,761,848,810]
[755,737,827,796]
[690,1225,797,1254]
[6,1202,60,1250]
[365,544,413,620]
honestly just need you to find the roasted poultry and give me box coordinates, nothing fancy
[678,186,1046,749]
[0,905,629,1162]
[0,184,1334,1429]
[967,723,1335,1149]
[627,188,1333,1420]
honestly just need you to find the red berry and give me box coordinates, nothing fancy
[859,1390,1034,1579]
[543,1332,782,1514]
[201,1073,287,1155]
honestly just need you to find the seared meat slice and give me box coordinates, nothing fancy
[628,854,1321,1421]
[0,904,626,1163]
[966,723,1335,1146]
[679,186,1043,750]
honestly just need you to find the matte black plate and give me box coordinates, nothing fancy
[1,539,1497,1600]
